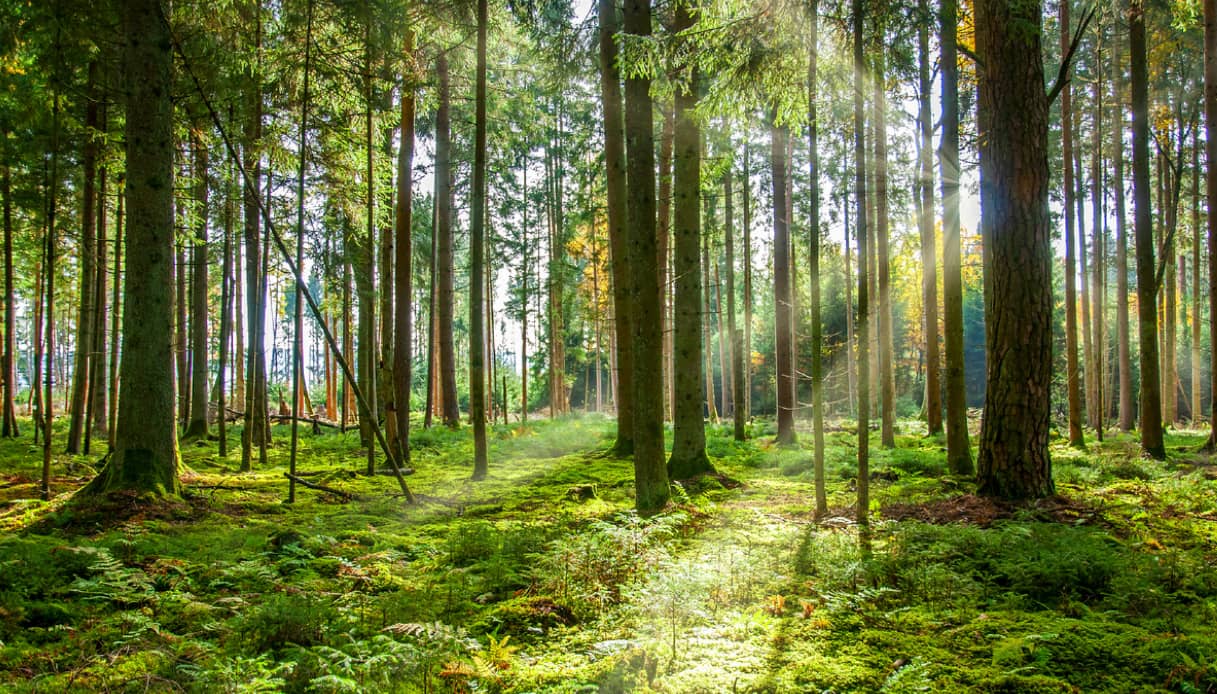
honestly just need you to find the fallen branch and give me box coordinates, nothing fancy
[283,473,367,501]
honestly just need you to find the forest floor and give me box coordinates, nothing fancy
[1,414,1216,693]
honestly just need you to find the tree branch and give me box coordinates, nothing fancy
[1047,4,1097,106]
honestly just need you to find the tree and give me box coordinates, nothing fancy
[623,0,669,513]
[668,0,713,480]
[599,0,633,454]
[939,0,972,476]
[393,27,416,469]
[1115,37,1134,432]
[66,61,99,454]
[974,0,1054,500]
[852,0,870,524]
[807,0,826,517]
[1206,0,1217,451]
[873,29,894,450]
[82,0,181,497]
[772,115,796,447]
[1131,0,1166,460]
[183,127,210,440]
[1060,0,1084,448]
[917,0,941,437]
[435,53,459,429]
[470,0,489,480]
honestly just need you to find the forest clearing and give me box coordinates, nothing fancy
[2,415,1216,692]
[5,0,1217,690]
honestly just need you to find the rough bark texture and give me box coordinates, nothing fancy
[1131,2,1166,459]
[1060,0,1084,448]
[1115,37,1134,432]
[623,0,669,512]
[470,0,489,479]
[183,131,209,440]
[67,61,99,454]
[668,7,713,479]
[917,5,941,437]
[82,0,181,497]
[1204,0,1217,448]
[435,55,459,428]
[808,0,826,517]
[938,0,972,475]
[852,0,870,524]
[393,30,416,468]
[599,0,632,451]
[974,0,1055,501]
[726,171,745,443]
[772,119,796,446]
[3,161,18,438]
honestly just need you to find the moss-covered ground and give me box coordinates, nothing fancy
[1,415,1216,692]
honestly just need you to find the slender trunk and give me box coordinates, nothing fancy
[658,107,674,422]
[470,0,489,478]
[1060,0,1084,447]
[218,148,234,457]
[852,0,870,523]
[772,117,795,445]
[41,85,60,500]
[89,90,110,445]
[873,39,895,449]
[726,169,745,442]
[241,3,266,472]
[424,194,436,427]
[2,160,17,437]
[393,28,416,467]
[67,61,98,454]
[939,0,973,475]
[184,129,210,439]
[1131,1,1166,459]
[917,5,941,436]
[1192,130,1202,424]
[1078,105,1095,432]
[702,196,718,424]
[1205,0,1217,448]
[1091,55,1105,439]
[436,55,458,427]
[1115,38,1134,432]
[844,196,856,414]
[742,145,753,421]
[108,184,123,448]
[808,0,826,517]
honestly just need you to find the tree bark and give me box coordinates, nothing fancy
[917,3,941,437]
[873,39,895,449]
[1131,1,1166,459]
[1115,38,1134,432]
[470,0,489,479]
[393,28,416,469]
[67,61,99,454]
[939,0,973,475]
[1060,0,1084,448]
[2,159,17,437]
[183,129,209,440]
[808,0,826,517]
[624,0,669,512]
[82,0,181,497]
[852,0,870,523]
[772,116,796,445]
[1205,0,1217,449]
[974,0,1055,500]
[435,55,459,428]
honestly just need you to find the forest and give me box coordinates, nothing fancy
[1,0,1217,690]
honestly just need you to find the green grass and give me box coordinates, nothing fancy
[1,415,1215,692]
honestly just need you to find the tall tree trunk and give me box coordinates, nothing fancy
[702,197,718,425]
[288,0,314,503]
[40,84,60,500]
[726,169,745,442]
[600,0,631,448]
[184,129,210,439]
[1192,130,1202,424]
[974,0,1055,500]
[436,55,458,428]
[1060,0,1084,447]
[1078,107,1095,432]
[772,116,796,445]
[1205,0,1217,449]
[1115,38,1134,432]
[917,4,942,437]
[520,164,530,422]
[2,159,17,437]
[424,196,436,427]
[1131,0,1166,459]
[107,184,123,448]
[217,148,234,457]
[1091,58,1105,439]
[67,61,98,454]
[393,28,416,469]
[470,0,489,479]
[658,107,674,422]
[742,145,753,420]
[668,3,713,478]
[82,0,180,496]
[852,0,870,523]
[808,0,826,517]
[939,0,973,475]
[623,0,669,512]
[873,39,895,449]
[88,90,110,445]
[176,204,188,427]
[241,2,267,472]
[844,196,856,414]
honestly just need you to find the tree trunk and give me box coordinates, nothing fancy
[88,90,110,446]
[701,199,718,425]
[183,129,210,440]
[241,2,268,472]
[1091,59,1105,439]
[436,55,459,428]
[288,0,314,503]
[41,85,60,500]
[939,0,973,475]
[1060,0,1084,448]
[1115,38,1134,432]
[82,0,181,496]
[67,61,99,454]
[808,0,826,517]
[218,148,234,457]
[1205,0,1217,449]
[623,0,669,512]
[1131,2,1166,459]
[974,0,1055,500]
[108,184,123,448]
[917,3,941,437]
[742,145,753,421]
[1192,130,1202,424]
[658,107,674,422]
[668,9,713,479]
[600,0,631,448]
[772,116,796,445]
[393,28,416,469]
[470,0,489,479]
[852,0,870,523]
[2,159,17,437]
[873,39,895,449]
[726,169,745,442]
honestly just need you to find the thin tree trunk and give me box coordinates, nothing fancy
[393,28,416,468]
[873,39,895,449]
[2,160,17,437]
[41,85,60,500]
[940,0,973,475]
[218,146,234,457]
[1193,129,1202,424]
[852,0,870,523]
[470,0,489,479]
[1060,0,1084,447]
[726,168,745,442]
[772,116,795,445]
[436,55,458,428]
[702,196,718,425]
[288,0,314,503]
[88,89,110,446]
[1205,0,1217,449]
[844,195,856,414]
[658,107,674,422]
[1115,37,1134,432]
[108,184,123,448]
[808,0,826,517]
[917,4,941,436]
[742,145,753,421]
[184,129,210,439]
[1091,55,1105,439]
[67,61,98,454]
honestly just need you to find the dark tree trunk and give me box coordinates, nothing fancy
[917,5,942,436]
[726,169,745,443]
[873,39,895,449]
[2,159,17,437]
[658,107,674,422]
[88,90,110,445]
[393,28,416,469]
[41,85,60,500]
[668,5,713,479]
[241,2,268,472]
[1131,2,1166,459]
[742,145,753,420]
[183,129,209,440]
[624,0,669,512]
[974,0,1055,500]
[852,0,870,524]
[1060,0,1084,448]
[939,0,972,475]
[1115,38,1134,432]
[67,61,99,454]
[1206,0,1217,448]
[470,0,489,479]
[82,0,181,497]
[435,55,459,428]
